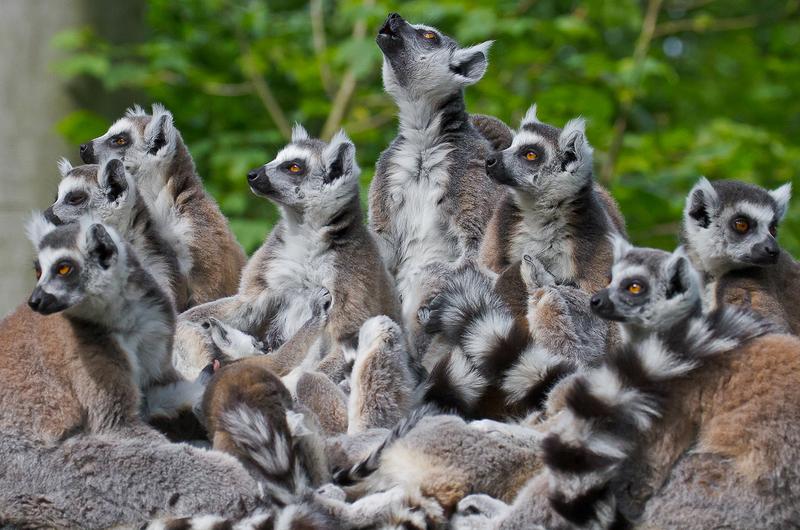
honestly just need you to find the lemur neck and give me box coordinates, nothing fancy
[282,195,362,244]
[515,180,598,232]
[396,91,470,137]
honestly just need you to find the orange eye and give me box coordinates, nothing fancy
[733,218,749,233]
[288,163,302,173]
[423,31,436,40]
[627,282,643,294]
[525,151,538,161]
[34,264,42,280]
[57,263,72,276]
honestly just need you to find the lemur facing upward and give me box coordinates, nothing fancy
[0,217,197,442]
[173,126,401,382]
[79,103,246,306]
[480,104,626,302]
[369,13,504,354]
[681,177,800,334]
[46,158,190,311]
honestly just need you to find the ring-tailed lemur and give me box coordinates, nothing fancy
[46,158,190,311]
[173,126,402,385]
[78,103,246,306]
[369,13,504,357]
[480,104,626,300]
[0,216,200,442]
[681,177,800,334]
[417,254,607,420]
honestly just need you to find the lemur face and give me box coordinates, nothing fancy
[79,104,178,184]
[247,125,359,217]
[682,178,791,276]
[46,159,133,228]
[591,237,701,331]
[26,217,124,317]
[377,13,491,101]
[486,105,594,201]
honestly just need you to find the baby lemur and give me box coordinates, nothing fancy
[369,13,504,355]
[46,158,190,311]
[173,126,401,383]
[682,177,800,334]
[79,103,245,306]
[0,216,196,441]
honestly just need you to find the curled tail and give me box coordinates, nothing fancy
[333,404,436,487]
[471,114,514,151]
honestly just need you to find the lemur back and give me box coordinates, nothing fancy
[682,177,800,334]
[79,103,246,306]
[368,14,503,354]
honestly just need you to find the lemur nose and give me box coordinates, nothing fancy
[388,12,401,20]
[590,295,602,307]
[80,143,89,154]
[247,169,259,181]
[486,155,497,168]
[765,244,779,257]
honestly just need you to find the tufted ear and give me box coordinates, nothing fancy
[291,123,310,143]
[558,117,593,172]
[684,177,720,229]
[144,103,177,156]
[770,182,792,220]
[26,211,57,249]
[519,103,540,129]
[664,247,700,299]
[609,233,633,263]
[451,41,492,85]
[99,159,129,203]
[56,158,73,178]
[85,223,118,269]
[322,129,358,184]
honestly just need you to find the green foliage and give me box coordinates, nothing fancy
[53,0,800,255]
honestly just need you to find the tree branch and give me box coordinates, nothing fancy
[320,0,375,141]
[310,0,335,97]
[599,0,664,185]
[236,37,292,140]
[653,13,760,37]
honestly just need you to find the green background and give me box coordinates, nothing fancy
[53,0,800,255]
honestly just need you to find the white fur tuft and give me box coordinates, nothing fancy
[291,123,310,143]
[609,233,633,263]
[520,104,539,127]
[56,157,73,178]
[25,211,57,248]
[770,182,792,220]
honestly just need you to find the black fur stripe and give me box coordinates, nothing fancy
[549,484,611,526]
[477,319,531,377]
[419,353,481,416]
[512,360,573,412]
[564,377,642,439]
[541,434,617,474]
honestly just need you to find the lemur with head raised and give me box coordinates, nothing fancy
[0,217,199,442]
[682,177,800,334]
[454,241,800,529]
[481,104,626,307]
[174,126,402,385]
[79,103,245,306]
[46,158,190,311]
[368,13,504,355]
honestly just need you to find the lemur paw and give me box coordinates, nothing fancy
[521,254,556,289]
[388,488,446,529]
[316,483,346,501]
[310,287,333,319]
[357,315,401,353]
[456,493,509,519]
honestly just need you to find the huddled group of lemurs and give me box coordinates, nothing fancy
[2,13,800,530]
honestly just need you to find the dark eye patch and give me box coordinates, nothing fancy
[517,144,544,162]
[416,29,440,44]
[108,133,131,147]
[281,159,307,177]
[64,191,88,206]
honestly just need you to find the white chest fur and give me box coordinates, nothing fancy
[264,226,335,341]
[511,199,576,282]
[383,132,461,317]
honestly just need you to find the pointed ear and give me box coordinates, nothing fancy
[26,211,57,249]
[558,117,593,172]
[99,159,129,202]
[323,129,357,184]
[291,123,310,143]
[685,177,719,229]
[770,182,792,220]
[57,158,73,178]
[145,103,177,156]
[86,223,118,269]
[609,233,632,263]
[519,103,540,129]
[451,41,492,85]
[664,248,699,299]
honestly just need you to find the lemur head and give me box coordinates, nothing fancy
[682,177,791,277]
[590,236,702,334]
[377,13,492,103]
[26,215,128,319]
[485,105,594,203]
[246,125,359,225]
[45,158,136,229]
[591,235,702,331]
[79,104,180,184]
